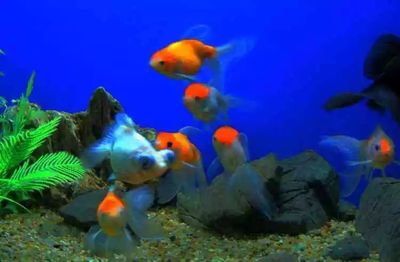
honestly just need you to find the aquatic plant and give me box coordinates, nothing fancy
[0,116,86,212]
[0,49,4,77]
[0,71,48,138]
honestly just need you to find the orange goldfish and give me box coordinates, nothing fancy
[183,82,239,123]
[320,126,400,197]
[150,26,254,85]
[85,185,164,258]
[154,127,207,204]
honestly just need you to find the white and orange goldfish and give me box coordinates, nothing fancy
[154,127,207,204]
[320,126,400,197]
[85,185,164,258]
[81,113,175,185]
[183,82,240,124]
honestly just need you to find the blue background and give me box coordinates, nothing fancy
[1,0,400,204]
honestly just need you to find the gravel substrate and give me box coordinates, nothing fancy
[0,207,379,261]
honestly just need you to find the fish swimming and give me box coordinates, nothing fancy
[207,126,249,180]
[319,125,400,197]
[85,185,164,258]
[324,34,400,123]
[150,25,254,88]
[183,82,241,124]
[81,113,175,184]
[154,127,207,204]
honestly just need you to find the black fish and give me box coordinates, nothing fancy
[324,34,400,122]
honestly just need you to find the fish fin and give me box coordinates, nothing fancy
[174,73,197,82]
[239,133,250,161]
[221,94,260,112]
[194,162,208,189]
[80,139,112,169]
[393,160,400,166]
[323,92,365,111]
[181,24,211,41]
[115,113,136,128]
[367,84,400,122]
[209,37,256,92]
[339,166,365,198]
[156,171,179,204]
[229,164,274,219]
[382,168,387,177]
[85,225,138,258]
[124,187,165,240]
[179,126,202,138]
[206,157,224,182]
[319,135,362,163]
[346,160,372,166]
[363,34,400,80]
[366,99,386,114]
[174,167,198,194]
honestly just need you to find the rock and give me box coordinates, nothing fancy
[355,177,400,262]
[257,252,297,262]
[178,150,340,234]
[337,200,357,221]
[326,236,369,260]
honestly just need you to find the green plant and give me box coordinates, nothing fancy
[0,49,4,77]
[0,71,48,138]
[0,115,86,212]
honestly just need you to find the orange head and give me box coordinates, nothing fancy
[184,83,210,101]
[213,126,239,147]
[150,49,177,75]
[97,191,127,236]
[155,131,199,167]
[367,126,395,168]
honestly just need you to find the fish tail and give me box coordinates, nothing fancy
[319,135,362,163]
[323,92,365,111]
[156,171,180,204]
[208,37,256,91]
[229,164,275,219]
[84,225,138,258]
[181,24,211,41]
[80,114,134,168]
[124,186,165,240]
[339,166,366,198]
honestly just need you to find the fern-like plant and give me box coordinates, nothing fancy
[0,117,86,212]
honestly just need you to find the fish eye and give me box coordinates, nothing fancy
[167,141,173,148]
[158,61,165,66]
[139,155,155,170]
[375,144,380,151]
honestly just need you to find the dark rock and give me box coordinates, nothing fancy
[337,200,357,221]
[257,252,297,262]
[355,177,400,262]
[327,236,369,260]
[178,150,340,234]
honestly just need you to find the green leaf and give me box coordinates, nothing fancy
[0,116,61,176]
[0,196,30,213]
[25,71,35,99]
[2,152,85,193]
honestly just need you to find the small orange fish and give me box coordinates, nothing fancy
[183,83,236,123]
[210,126,249,175]
[320,126,400,197]
[150,27,254,83]
[155,128,207,204]
[85,186,164,258]
[151,39,217,80]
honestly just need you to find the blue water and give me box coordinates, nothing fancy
[1,0,400,204]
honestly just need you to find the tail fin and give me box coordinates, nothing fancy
[84,225,138,259]
[124,186,165,240]
[319,135,362,163]
[364,34,400,80]
[156,171,179,204]
[181,24,211,41]
[209,37,256,91]
[228,164,274,219]
[323,92,365,111]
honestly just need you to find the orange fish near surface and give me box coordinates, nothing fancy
[155,128,207,204]
[320,125,400,197]
[150,25,254,84]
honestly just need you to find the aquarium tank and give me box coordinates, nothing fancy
[0,0,400,261]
